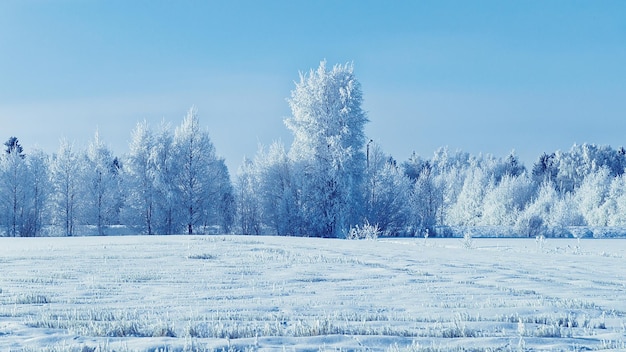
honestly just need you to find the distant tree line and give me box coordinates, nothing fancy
[3,61,626,237]
[0,109,233,237]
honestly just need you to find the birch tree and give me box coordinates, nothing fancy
[173,107,219,235]
[50,140,81,236]
[285,61,368,237]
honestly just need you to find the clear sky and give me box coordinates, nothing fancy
[1,0,625,174]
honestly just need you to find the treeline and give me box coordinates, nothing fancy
[0,109,234,237]
[239,140,626,238]
[403,143,626,237]
[3,61,625,238]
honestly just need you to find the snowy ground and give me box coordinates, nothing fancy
[1,235,625,351]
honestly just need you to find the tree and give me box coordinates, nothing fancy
[255,142,298,235]
[124,121,157,234]
[576,167,612,227]
[285,60,368,237]
[364,144,411,235]
[481,174,533,227]
[173,107,219,234]
[517,181,557,235]
[532,152,558,185]
[607,174,626,226]
[236,157,262,235]
[498,150,526,180]
[447,162,490,226]
[4,136,24,159]
[152,121,180,234]
[22,150,51,236]
[207,158,235,234]
[0,137,29,236]
[82,132,121,235]
[50,140,81,236]
[410,163,442,235]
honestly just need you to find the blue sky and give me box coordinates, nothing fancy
[1,1,625,173]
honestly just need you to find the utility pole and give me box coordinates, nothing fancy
[366,139,373,170]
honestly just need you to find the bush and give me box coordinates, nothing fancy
[516,214,547,238]
[347,222,380,240]
[461,232,473,249]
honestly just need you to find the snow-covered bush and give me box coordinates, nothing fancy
[346,221,380,240]
[461,232,474,249]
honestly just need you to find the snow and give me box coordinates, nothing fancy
[1,235,625,351]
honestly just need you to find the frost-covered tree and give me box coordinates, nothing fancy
[285,61,368,237]
[576,167,612,227]
[152,122,180,234]
[236,158,262,235]
[551,192,585,230]
[532,152,558,185]
[124,121,157,234]
[403,152,448,235]
[427,148,469,227]
[22,150,50,236]
[50,140,82,236]
[364,144,411,235]
[255,142,298,236]
[551,144,626,194]
[481,174,533,227]
[173,107,220,235]
[0,137,29,236]
[607,174,626,226]
[447,162,490,226]
[82,132,121,235]
[4,137,24,158]
[206,157,235,234]
[506,151,526,176]
[517,181,557,234]
[410,167,443,235]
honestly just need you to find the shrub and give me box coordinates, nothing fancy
[347,221,380,240]
[461,232,473,249]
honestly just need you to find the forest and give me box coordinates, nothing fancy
[2,61,625,238]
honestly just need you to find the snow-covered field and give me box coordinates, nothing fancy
[1,235,625,351]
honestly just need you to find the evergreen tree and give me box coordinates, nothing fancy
[4,137,24,159]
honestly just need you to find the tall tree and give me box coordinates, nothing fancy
[209,158,235,234]
[364,144,411,235]
[124,121,157,234]
[82,132,120,235]
[22,150,50,236]
[255,142,298,235]
[152,121,179,234]
[285,61,368,237]
[236,157,262,235]
[50,140,81,236]
[0,137,28,236]
[173,107,219,235]
[410,162,441,236]
[576,166,612,227]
